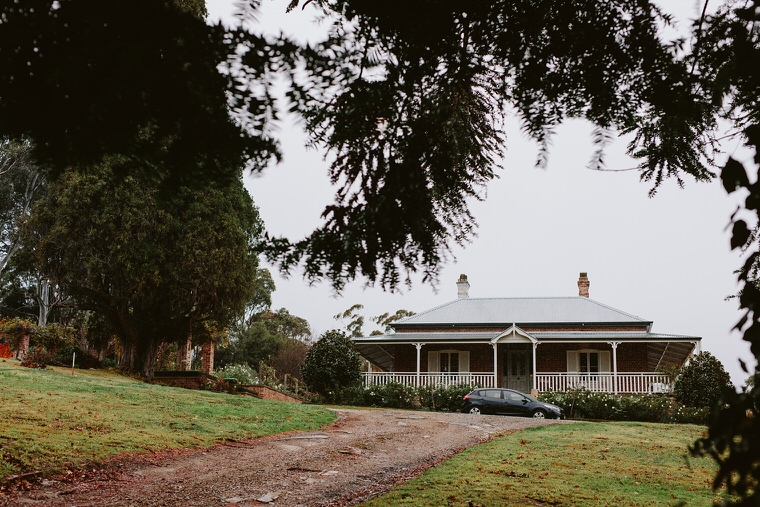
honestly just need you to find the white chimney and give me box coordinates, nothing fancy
[457,274,470,299]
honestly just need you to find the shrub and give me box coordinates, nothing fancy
[539,389,709,424]
[418,383,474,412]
[301,330,362,400]
[214,364,258,385]
[673,352,734,409]
[361,382,418,409]
[20,346,50,369]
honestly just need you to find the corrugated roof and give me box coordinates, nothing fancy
[354,331,501,343]
[393,297,650,327]
[530,331,699,341]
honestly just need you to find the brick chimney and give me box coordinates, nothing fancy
[456,274,470,299]
[577,272,590,298]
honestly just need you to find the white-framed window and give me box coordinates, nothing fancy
[567,349,611,374]
[428,350,470,373]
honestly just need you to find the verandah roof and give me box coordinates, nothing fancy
[353,329,700,372]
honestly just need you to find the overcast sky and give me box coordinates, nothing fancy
[207,0,756,385]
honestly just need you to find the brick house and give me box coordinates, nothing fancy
[353,273,701,395]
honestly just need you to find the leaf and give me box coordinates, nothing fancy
[730,220,751,250]
[721,158,749,194]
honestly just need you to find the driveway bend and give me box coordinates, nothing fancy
[1,408,569,507]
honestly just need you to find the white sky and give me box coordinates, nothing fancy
[207,0,756,385]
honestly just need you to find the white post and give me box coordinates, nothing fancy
[414,343,423,386]
[609,342,619,395]
[492,343,498,388]
[532,342,538,392]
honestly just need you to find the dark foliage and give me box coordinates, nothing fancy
[301,330,362,398]
[686,3,760,505]
[1,1,720,290]
[0,0,275,187]
[673,352,734,409]
[269,0,718,288]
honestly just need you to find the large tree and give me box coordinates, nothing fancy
[25,159,266,379]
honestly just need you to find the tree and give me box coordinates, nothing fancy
[372,309,416,335]
[334,304,366,337]
[673,352,734,409]
[681,3,760,505]
[334,305,415,336]
[0,0,273,187]
[0,0,722,291]
[216,307,312,379]
[301,330,362,398]
[216,321,281,370]
[25,160,266,380]
[266,0,719,289]
[0,138,46,274]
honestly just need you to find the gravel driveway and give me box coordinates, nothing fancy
[1,408,569,507]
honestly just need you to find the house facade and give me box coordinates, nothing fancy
[353,273,701,395]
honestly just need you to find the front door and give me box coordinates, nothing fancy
[503,346,531,393]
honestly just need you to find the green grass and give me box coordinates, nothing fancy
[0,359,335,480]
[362,422,726,507]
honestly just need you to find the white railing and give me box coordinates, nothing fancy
[362,372,672,394]
[534,373,672,394]
[362,372,496,388]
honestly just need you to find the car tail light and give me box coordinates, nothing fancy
[463,395,470,400]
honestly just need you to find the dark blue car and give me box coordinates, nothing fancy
[461,388,564,419]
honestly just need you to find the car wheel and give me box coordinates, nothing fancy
[468,407,481,415]
[531,409,547,419]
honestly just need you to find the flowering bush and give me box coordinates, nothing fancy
[539,388,708,424]
[363,382,418,409]
[214,364,259,385]
[420,383,475,412]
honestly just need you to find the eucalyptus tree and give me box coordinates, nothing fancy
[0,138,45,274]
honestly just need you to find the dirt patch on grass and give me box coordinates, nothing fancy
[0,408,569,507]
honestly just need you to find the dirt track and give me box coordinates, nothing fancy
[1,408,568,507]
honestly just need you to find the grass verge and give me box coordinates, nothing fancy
[0,359,335,481]
[362,422,725,507]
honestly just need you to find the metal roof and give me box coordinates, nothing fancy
[353,331,501,343]
[393,297,651,327]
[530,331,699,341]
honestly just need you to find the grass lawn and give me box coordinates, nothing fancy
[362,422,725,507]
[0,358,335,481]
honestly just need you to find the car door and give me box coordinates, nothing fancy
[503,390,531,416]
[480,389,504,414]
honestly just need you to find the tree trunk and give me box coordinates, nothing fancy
[175,333,192,371]
[37,278,50,326]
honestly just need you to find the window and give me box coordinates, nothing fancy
[579,351,599,374]
[440,352,459,373]
[428,350,470,373]
[567,349,611,374]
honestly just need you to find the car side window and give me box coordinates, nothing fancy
[506,392,524,402]
[483,390,501,399]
